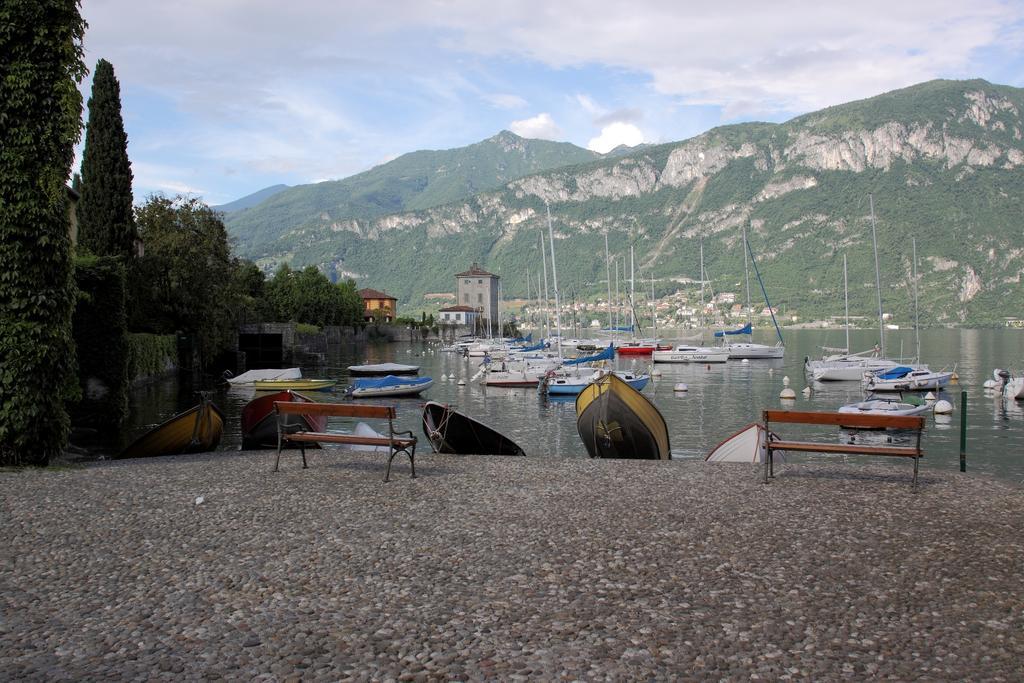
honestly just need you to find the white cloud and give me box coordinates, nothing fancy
[587,122,644,153]
[510,113,562,140]
[484,93,528,109]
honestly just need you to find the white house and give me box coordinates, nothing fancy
[438,305,480,326]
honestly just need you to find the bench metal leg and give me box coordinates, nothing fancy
[764,449,770,484]
[300,442,308,469]
[769,451,775,479]
[913,456,919,491]
[383,446,416,483]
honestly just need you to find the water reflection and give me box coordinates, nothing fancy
[124,329,1024,481]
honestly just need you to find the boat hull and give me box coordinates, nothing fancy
[120,401,224,458]
[253,379,337,391]
[350,378,434,397]
[240,390,326,450]
[575,374,670,460]
[347,363,420,376]
[653,348,729,363]
[547,373,649,395]
[726,343,785,359]
[421,402,525,455]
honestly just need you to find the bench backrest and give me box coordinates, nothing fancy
[763,409,924,431]
[274,401,396,419]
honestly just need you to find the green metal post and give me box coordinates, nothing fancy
[959,390,967,472]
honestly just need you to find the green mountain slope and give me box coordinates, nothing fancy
[228,79,1024,326]
[225,131,602,256]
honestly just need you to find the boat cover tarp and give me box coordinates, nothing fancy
[513,340,546,352]
[227,367,301,384]
[564,344,615,366]
[705,423,783,463]
[510,333,532,343]
[352,375,432,390]
[874,366,914,380]
[713,323,752,338]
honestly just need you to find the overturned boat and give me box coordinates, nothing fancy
[240,390,326,450]
[705,423,782,463]
[120,397,224,458]
[421,401,525,455]
[575,373,670,460]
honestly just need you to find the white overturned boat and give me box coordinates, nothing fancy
[862,366,954,392]
[226,367,302,385]
[346,375,433,397]
[653,345,729,363]
[705,423,781,463]
[347,362,420,376]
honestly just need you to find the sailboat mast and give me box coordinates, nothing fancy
[742,223,752,332]
[699,238,705,330]
[539,231,551,341]
[843,254,850,352]
[913,237,920,363]
[613,258,619,331]
[545,203,562,358]
[630,243,636,337]
[605,233,613,332]
[870,194,885,357]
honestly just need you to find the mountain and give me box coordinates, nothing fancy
[225,131,601,257]
[226,79,1024,326]
[214,184,290,213]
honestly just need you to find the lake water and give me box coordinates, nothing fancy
[125,328,1024,483]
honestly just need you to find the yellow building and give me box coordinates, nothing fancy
[358,288,397,323]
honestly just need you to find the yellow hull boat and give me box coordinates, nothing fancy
[253,378,337,391]
[119,399,224,459]
[575,373,670,460]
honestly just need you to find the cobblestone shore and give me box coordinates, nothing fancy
[1,451,1022,681]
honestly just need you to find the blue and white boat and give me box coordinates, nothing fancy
[346,375,434,398]
[543,368,649,396]
[862,366,953,392]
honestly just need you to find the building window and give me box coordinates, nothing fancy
[463,293,469,303]
[443,313,449,320]
[465,279,470,284]
[477,293,483,303]
[478,279,482,284]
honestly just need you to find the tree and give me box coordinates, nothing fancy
[77,58,137,258]
[0,0,88,466]
[132,196,239,366]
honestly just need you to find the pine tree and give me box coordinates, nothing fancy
[78,58,137,258]
[0,0,87,465]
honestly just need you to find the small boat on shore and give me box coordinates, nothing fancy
[346,375,434,398]
[120,397,224,458]
[575,373,670,460]
[347,362,420,376]
[253,378,337,391]
[705,423,780,463]
[241,390,326,449]
[421,401,525,455]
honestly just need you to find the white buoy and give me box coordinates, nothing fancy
[933,399,953,414]
[782,375,790,387]
[983,379,996,389]
[673,383,688,392]
[457,379,466,386]
[449,373,456,380]
[768,368,774,375]
[651,368,663,378]
[741,358,750,364]
[780,387,796,399]
[438,374,446,382]
[801,386,811,396]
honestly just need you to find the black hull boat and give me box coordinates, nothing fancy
[575,373,670,460]
[421,401,525,455]
[240,390,326,450]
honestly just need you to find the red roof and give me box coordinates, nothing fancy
[455,262,498,278]
[358,288,396,301]
[439,305,479,313]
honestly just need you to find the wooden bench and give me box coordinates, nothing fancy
[273,402,417,482]
[762,410,925,488]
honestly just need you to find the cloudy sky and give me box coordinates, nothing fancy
[79,0,1024,205]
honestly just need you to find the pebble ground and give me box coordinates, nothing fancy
[1,451,1022,681]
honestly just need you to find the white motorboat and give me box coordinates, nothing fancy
[996,369,1024,399]
[862,366,954,392]
[653,345,729,363]
[838,394,933,420]
[809,351,902,381]
[346,375,434,397]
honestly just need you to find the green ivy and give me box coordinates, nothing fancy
[126,333,177,383]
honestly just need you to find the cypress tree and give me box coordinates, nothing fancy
[78,58,137,258]
[0,0,88,466]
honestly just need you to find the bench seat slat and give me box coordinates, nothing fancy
[763,409,924,430]
[769,440,921,457]
[285,433,415,447]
